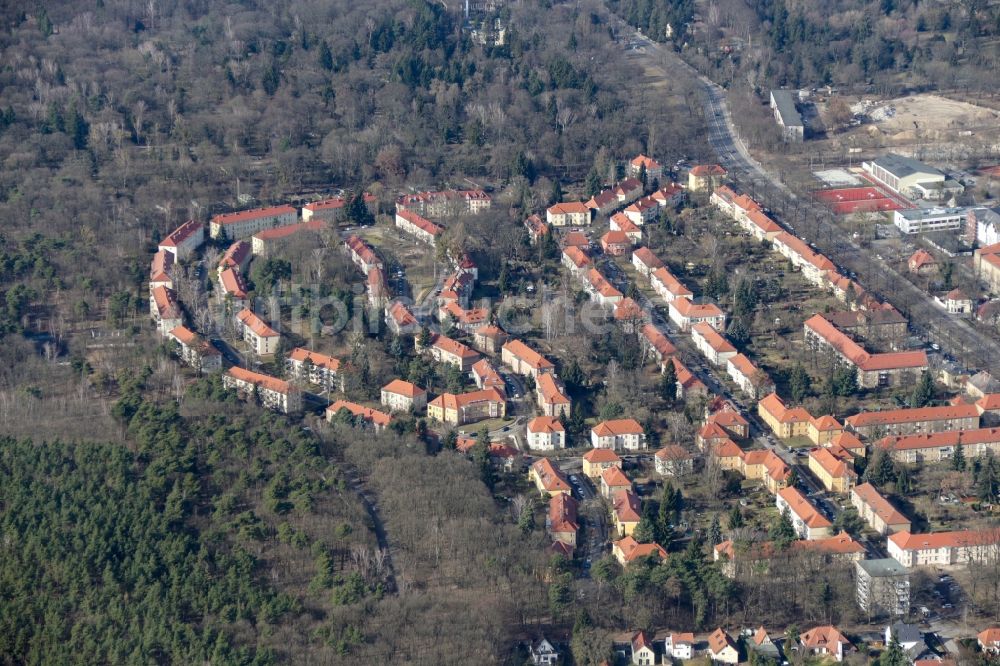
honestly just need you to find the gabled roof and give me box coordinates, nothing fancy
[845,403,980,429]
[387,300,417,327]
[632,247,664,269]
[502,339,555,371]
[586,268,623,299]
[640,323,676,358]
[708,628,736,654]
[219,267,248,299]
[852,483,910,526]
[809,446,856,480]
[890,529,1000,551]
[531,458,571,493]
[548,493,579,533]
[562,231,590,248]
[236,308,279,338]
[220,240,251,270]
[227,366,295,395]
[805,314,928,371]
[211,204,296,227]
[692,322,736,353]
[630,154,662,170]
[562,245,591,269]
[255,218,324,241]
[979,627,1000,646]
[877,427,1000,452]
[396,208,443,236]
[159,219,203,247]
[288,347,341,372]
[547,201,590,215]
[759,392,812,424]
[612,489,642,523]
[428,388,506,411]
[671,297,724,320]
[778,486,832,528]
[655,444,692,461]
[801,625,850,652]
[614,297,644,321]
[150,249,174,282]
[650,267,693,297]
[431,334,479,360]
[909,249,937,268]
[537,373,570,405]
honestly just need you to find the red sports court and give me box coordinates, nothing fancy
[813,186,908,215]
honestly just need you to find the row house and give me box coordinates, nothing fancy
[150,285,183,335]
[975,242,1000,295]
[609,214,642,242]
[654,445,695,476]
[235,308,280,356]
[776,486,833,540]
[427,388,506,425]
[210,204,297,240]
[536,372,571,417]
[394,209,443,245]
[344,234,383,275]
[601,230,632,257]
[252,219,325,257]
[631,247,664,277]
[591,418,646,451]
[710,185,762,221]
[218,267,249,307]
[623,196,659,225]
[707,408,750,439]
[888,529,1000,568]
[613,298,646,334]
[743,209,783,242]
[628,154,663,182]
[395,189,491,217]
[527,416,566,450]
[691,322,737,366]
[218,240,252,277]
[850,483,911,536]
[688,164,727,192]
[826,308,908,349]
[804,315,928,389]
[561,245,591,274]
[167,325,222,373]
[650,267,692,303]
[807,446,857,493]
[471,358,505,393]
[224,367,302,413]
[757,392,812,439]
[423,334,480,372]
[726,353,774,399]
[546,202,591,227]
[286,347,343,392]
[529,458,571,496]
[639,323,677,369]
[585,268,623,307]
[845,403,982,440]
[300,193,376,222]
[473,324,509,354]
[385,300,418,336]
[547,494,578,548]
[523,214,550,243]
[772,232,836,286]
[739,449,792,494]
[611,490,642,538]
[582,447,621,479]
[877,427,1000,464]
[326,399,392,431]
[501,339,555,379]
[150,250,174,292]
[380,379,427,413]
[668,297,726,332]
[158,219,205,261]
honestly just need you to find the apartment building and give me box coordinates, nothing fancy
[545,202,591,227]
[223,367,302,413]
[691,322,737,366]
[326,399,392,431]
[286,347,343,391]
[804,315,928,388]
[850,483,911,536]
[167,325,222,373]
[757,392,812,439]
[845,403,981,439]
[235,308,280,356]
[888,529,1000,568]
[527,416,566,451]
[501,339,555,379]
[776,486,833,540]
[536,372,571,418]
[210,205,297,240]
[427,388,506,426]
[877,427,1000,464]
[394,209,443,245]
[590,418,646,451]
[158,219,205,261]
[380,379,428,413]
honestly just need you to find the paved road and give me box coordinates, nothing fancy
[628,30,1000,375]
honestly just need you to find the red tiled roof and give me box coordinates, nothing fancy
[655,444,692,461]
[387,301,417,327]
[236,308,279,338]
[548,201,590,215]
[219,267,248,299]
[227,366,294,395]
[592,418,643,437]
[254,218,325,241]
[759,392,812,424]
[432,334,479,360]
[562,246,591,268]
[614,297,644,321]
[288,347,341,372]
[909,249,937,268]
[640,323,677,358]
[614,534,667,562]
[583,448,621,463]
[396,208,443,236]
[428,388,506,411]
[211,205,296,227]
[890,528,1000,551]
[150,249,174,282]
[327,399,392,427]
[159,219,203,247]
[852,483,909,526]
[220,240,252,270]
[502,339,555,371]
[650,267,693,297]
[601,466,632,489]
[692,322,736,353]
[549,493,579,533]
[381,378,426,398]
[691,164,727,177]
[586,268,623,299]
[708,628,735,654]
[805,314,928,372]
[632,247,664,269]
[528,415,565,434]
[631,154,662,170]
[801,626,850,651]
[532,458,571,493]
[672,297,724,320]
[878,427,1000,452]
[778,486,832,528]
[846,403,980,429]
[537,373,570,405]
